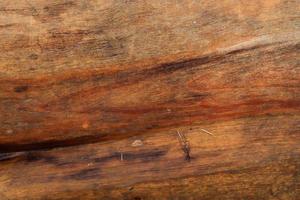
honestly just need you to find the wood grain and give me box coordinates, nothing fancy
[0,0,299,199]
[1,115,300,199]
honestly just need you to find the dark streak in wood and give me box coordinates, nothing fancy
[64,168,100,181]
[13,85,29,93]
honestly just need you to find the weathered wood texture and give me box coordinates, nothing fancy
[0,0,299,199]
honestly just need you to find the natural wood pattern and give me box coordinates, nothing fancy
[1,116,300,199]
[0,0,299,199]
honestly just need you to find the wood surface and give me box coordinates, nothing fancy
[0,0,299,199]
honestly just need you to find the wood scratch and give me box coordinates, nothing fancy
[177,130,191,162]
[120,152,123,161]
[200,129,214,136]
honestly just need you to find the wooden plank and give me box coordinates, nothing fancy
[0,0,299,199]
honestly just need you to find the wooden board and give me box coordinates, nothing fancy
[0,0,299,199]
